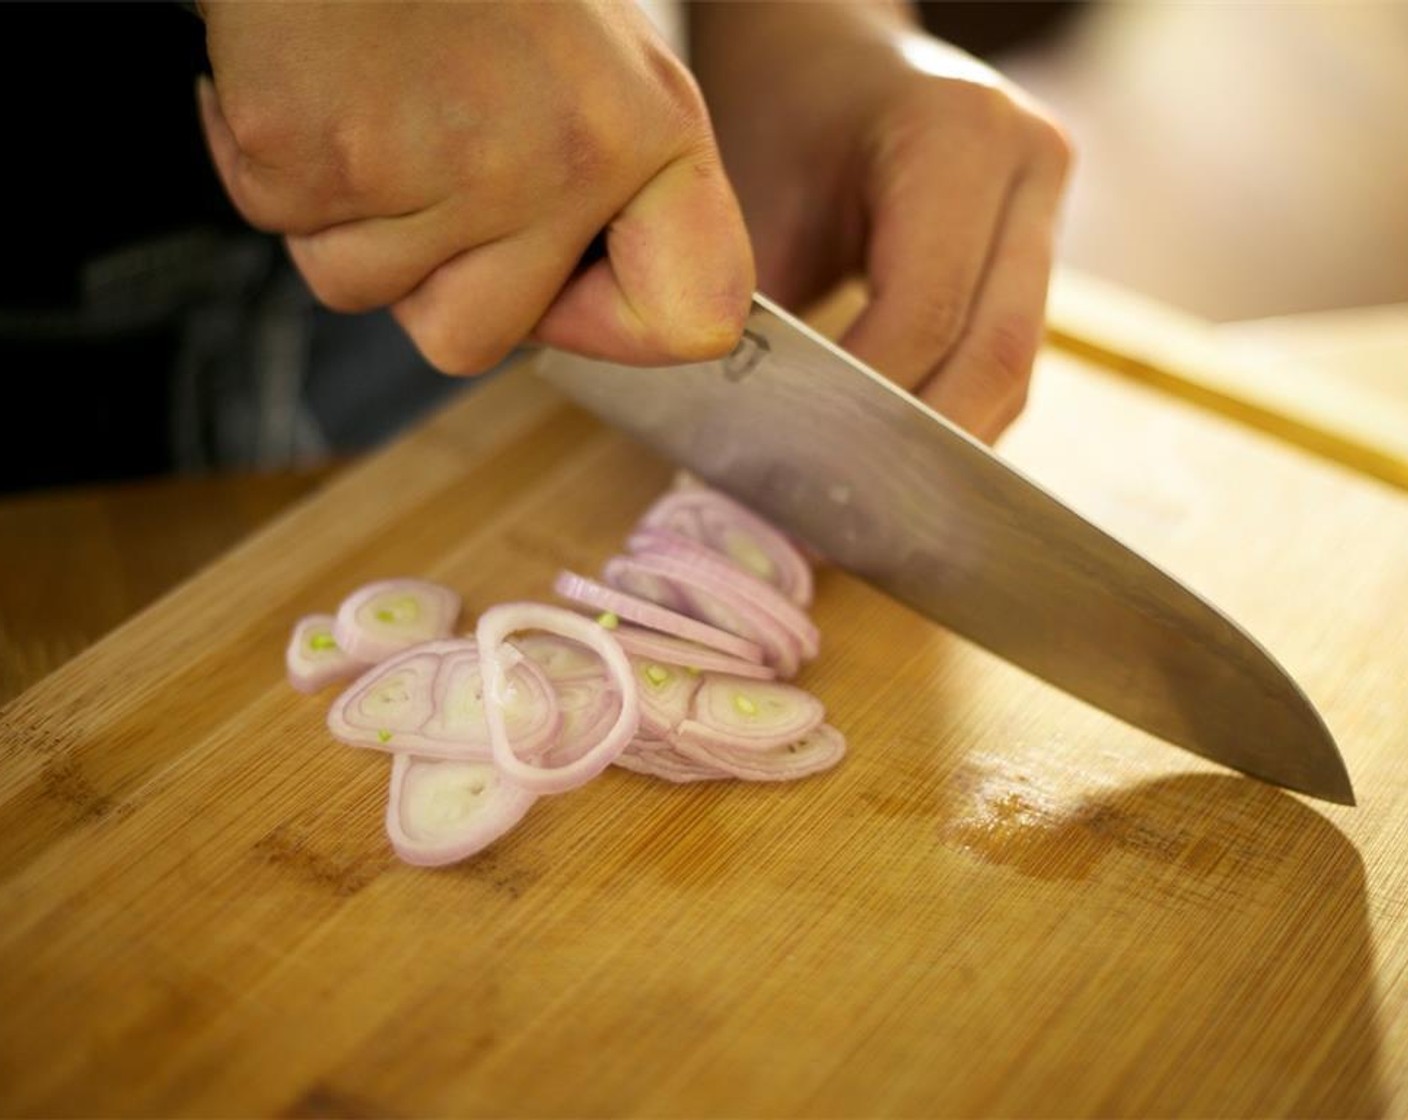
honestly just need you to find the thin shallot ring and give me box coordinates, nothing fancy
[554,570,764,663]
[477,603,640,794]
[610,623,776,681]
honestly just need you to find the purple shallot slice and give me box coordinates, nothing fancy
[421,642,561,760]
[609,623,776,681]
[513,633,610,684]
[540,676,622,768]
[639,488,813,608]
[286,614,365,693]
[477,603,640,794]
[672,723,846,782]
[676,674,826,752]
[604,555,801,676]
[327,646,441,749]
[333,578,462,662]
[613,742,731,783]
[626,529,820,658]
[553,570,764,664]
[616,546,816,664]
[327,640,559,761]
[385,754,538,866]
[631,656,702,738]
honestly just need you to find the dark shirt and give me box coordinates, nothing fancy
[2,2,249,492]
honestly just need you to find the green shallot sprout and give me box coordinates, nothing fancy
[596,611,619,630]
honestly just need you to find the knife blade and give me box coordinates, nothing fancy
[534,294,1354,805]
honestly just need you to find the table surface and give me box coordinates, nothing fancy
[3,289,1408,1117]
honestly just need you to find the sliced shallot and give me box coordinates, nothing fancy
[626,529,820,658]
[672,723,846,782]
[676,674,826,752]
[631,657,703,737]
[553,569,764,664]
[333,578,462,663]
[386,754,538,866]
[512,635,622,768]
[328,646,440,745]
[421,642,561,759]
[540,677,622,768]
[603,555,801,676]
[297,475,843,869]
[513,633,611,684]
[477,602,640,794]
[328,640,560,761]
[613,742,730,784]
[286,614,364,693]
[608,623,776,680]
[639,488,813,608]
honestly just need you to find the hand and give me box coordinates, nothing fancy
[197,1,755,374]
[691,2,1072,440]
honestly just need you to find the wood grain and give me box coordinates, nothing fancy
[0,466,340,705]
[1,342,1406,1117]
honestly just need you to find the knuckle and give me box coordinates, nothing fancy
[645,42,709,125]
[936,78,1020,142]
[1030,115,1076,180]
[553,105,629,188]
[973,316,1040,395]
[218,99,336,232]
[556,51,709,193]
[882,78,1021,173]
[219,94,296,168]
[965,79,1015,126]
[221,97,406,228]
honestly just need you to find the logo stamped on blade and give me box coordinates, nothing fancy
[723,330,770,381]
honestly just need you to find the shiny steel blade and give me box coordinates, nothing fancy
[534,294,1354,804]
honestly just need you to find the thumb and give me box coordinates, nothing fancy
[531,149,755,365]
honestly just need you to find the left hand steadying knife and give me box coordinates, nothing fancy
[196,0,1070,443]
[692,2,1072,442]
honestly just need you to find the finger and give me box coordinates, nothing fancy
[915,161,1067,441]
[391,227,587,376]
[837,105,1015,390]
[530,148,755,365]
[284,199,483,313]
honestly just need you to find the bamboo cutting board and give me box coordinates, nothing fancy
[2,337,1407,1117]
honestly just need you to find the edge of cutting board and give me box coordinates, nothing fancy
[1044,270,1408,492]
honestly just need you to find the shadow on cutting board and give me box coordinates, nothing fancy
[935,770,1383,1116]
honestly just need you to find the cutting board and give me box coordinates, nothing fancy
[2,332,1407,1116]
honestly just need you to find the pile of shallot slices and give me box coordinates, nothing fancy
[287,483,844,867]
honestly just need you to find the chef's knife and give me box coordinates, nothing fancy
[535,294,1354,805]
